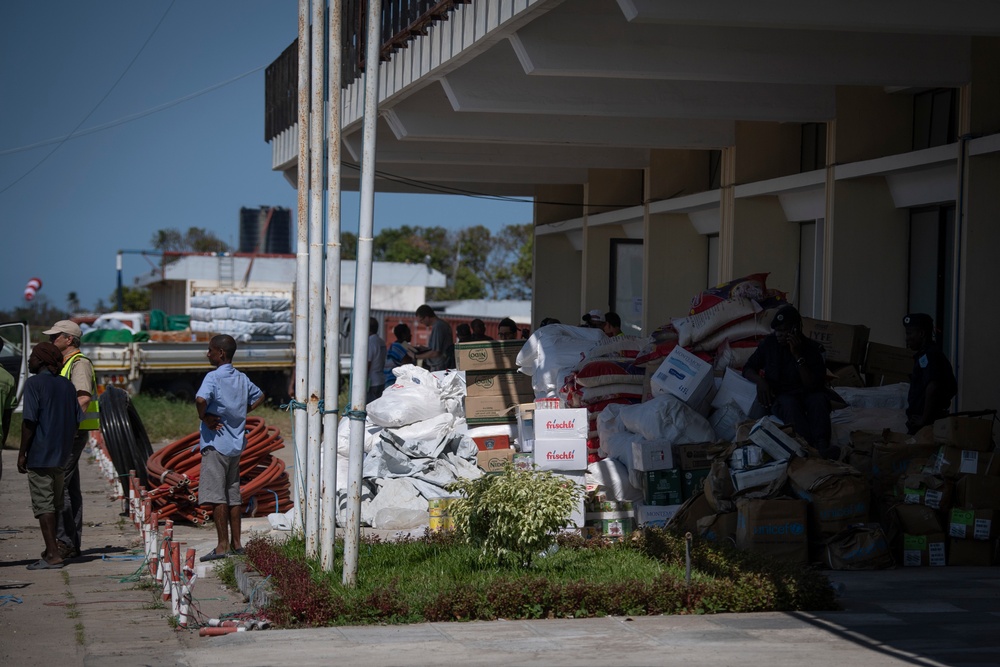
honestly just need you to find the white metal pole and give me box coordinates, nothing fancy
[344,0,382,588]
[305,0,326,559]
[292,0,310,533]
[321,0,344,572]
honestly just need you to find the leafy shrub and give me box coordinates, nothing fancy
[449,463,582,567]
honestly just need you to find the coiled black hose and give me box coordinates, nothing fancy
[98,388,153,493]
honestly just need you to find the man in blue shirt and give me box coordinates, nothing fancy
[195,335,265,561]
[18,342,81,570]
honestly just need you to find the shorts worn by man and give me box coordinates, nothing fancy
[743,305,836,459]
[44,319,99,559]
[196,335,265,562]
[18,342,81,570]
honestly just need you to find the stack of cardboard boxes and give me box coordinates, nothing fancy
[456,339,533,473]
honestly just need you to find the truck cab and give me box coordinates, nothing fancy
[0,321,29,411]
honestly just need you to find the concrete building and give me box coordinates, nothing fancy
[264,0,1000,412]
[135,255,446,314]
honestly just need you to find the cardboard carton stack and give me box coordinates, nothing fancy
[531,405,589,527]
[457,339,532,473]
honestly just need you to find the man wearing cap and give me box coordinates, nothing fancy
[743,305,836,458]
[903,313,956,435]
[18,342,81,569]
[43,320,99,559]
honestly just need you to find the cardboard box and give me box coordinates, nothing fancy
[900,474,952,511]
[463,395,520,422]
[476,447,513,474]
[728,444,765,471]
[634,504,682,528]
[512,452,533,471]
[736,498,809,564]
[864,342,912,386]
[682,468,711,501]
[632,439,674,472]
[748,417,807,460]
[930,446,998,478]
[948,537,997,566]
[516,403,536,450]
[731,460,789,493]
[640,468,683,506]
[801,317,870,366]
[534,408,588,440]
[454,339,525,371]
[892,503,943,536]
[823,524,894,571]
[472,434,510,451]
[698,511,738,544]
[554,471,586,528]
[676,443,717,471]
[533,438,588,471]
[933,417,994,451]
[902,533,947,566]
[829,364,866,388]
[956,475,1000,510]
[584,511,634,539]
[711,367,764,417]
[465,370,534,399]
[787,458,869,538]
[949,508,997,541]
[649,346,714,407]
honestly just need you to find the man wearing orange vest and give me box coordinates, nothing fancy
[44,320,100,559]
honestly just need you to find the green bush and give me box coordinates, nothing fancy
[449,463,582,567]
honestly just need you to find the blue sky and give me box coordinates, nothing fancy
[0,1,529,313]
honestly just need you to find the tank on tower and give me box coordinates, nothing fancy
[239,206,292,254]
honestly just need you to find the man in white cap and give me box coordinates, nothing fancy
[42,320,99,559]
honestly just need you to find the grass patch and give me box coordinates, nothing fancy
[215,556,238,590]
[241,529,837,628]
[75,622,85,645]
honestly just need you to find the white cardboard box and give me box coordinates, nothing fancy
[635,504,683,528]
[554,471,586,527]
[711,367,764,417]
[730,460,789,492]
[534,438,588,471]
[650,346,714,407]
[534,408,589,440]
[747,417,807,460]
[631,439,674,472]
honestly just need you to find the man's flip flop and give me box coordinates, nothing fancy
[27,559,65,570]
[228,547,245,556]
[199,549,228,562]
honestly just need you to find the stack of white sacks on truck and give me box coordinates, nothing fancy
[189,292,293,342]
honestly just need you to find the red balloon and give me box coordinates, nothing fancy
[24,277,43,301]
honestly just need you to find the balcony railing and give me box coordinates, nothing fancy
[264,0,470,143]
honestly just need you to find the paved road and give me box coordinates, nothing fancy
[2,444,999,667]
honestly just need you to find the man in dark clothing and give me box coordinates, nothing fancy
[743,305,835,458]
[18,342,81,570]
[904,313,956,435]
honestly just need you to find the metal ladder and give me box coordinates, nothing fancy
[218,254,235,287]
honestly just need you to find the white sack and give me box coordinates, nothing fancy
[617,394,717,444]
[336,416,384,457]
[367,365,445,427]
[385,412,458,459]
[517,324,605,397]
[586,458,644,503]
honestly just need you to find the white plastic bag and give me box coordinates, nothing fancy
[367,365,445,427]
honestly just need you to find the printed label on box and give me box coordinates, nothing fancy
[924,489,943,509]
[928,541,946,566]
[534,408,589,440]
[960,450,979,475]
[534,438,588,471]
[974,518,992,541]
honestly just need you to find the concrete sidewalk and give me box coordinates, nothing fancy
[3,443,1000,667]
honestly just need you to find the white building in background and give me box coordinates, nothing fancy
[263,0,1000,415]
[135,255,446,314]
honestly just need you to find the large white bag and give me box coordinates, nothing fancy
[367,365,445,427]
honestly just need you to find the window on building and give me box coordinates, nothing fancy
[800,123,827,172]
[706,234,720,288]
[908,204,955,353]
[610,239,644,335]
[912,89,958,150]
[797,219,824,318]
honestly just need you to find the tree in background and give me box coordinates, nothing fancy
[110,286,151,312]
[151,227,230,262]
[66,292,80,313]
